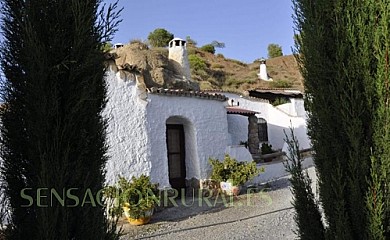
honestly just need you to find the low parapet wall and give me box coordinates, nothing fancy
[250,156,314,184]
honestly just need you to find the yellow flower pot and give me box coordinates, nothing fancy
[122,204,154,226]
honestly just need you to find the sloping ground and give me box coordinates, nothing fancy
[186,49,304,92]
[111,42,304,93]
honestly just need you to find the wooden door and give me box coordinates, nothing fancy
[166,124,186,191]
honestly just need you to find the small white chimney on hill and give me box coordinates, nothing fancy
[168,38,191,81]
[258,58,272,81]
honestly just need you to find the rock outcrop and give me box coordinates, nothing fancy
[113,42,199,91]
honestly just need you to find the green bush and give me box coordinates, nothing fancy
[147,28,174,47]
[200,44,216,54]
[270,80,293,88]
[209,155,264,185]
[267,43,283,58]
[188,54,207,71]
[271,97,290,106]
[261,143,275,154]
[104,175,160,219]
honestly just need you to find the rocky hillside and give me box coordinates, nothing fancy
[112,42,304,92]
[188,47,304,92]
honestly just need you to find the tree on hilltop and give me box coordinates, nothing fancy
[267,43,283,58]
[147,28,174,48]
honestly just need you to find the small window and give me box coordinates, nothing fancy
[257,118,268,142]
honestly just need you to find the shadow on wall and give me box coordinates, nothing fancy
[267,123,310,150]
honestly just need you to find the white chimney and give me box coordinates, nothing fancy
[168,38,191,81]
[258,58,272,81]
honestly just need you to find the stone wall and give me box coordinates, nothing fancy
[248,115,260,154]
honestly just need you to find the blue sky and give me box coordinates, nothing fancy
[104,0,296,63]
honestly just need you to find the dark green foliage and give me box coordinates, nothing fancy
[104,175,160,219]
[267,43,283,58]
[147,28,174,48]
[271,98,290,106]
[292,0,390,238]
[209,155,263,186]
[0,0,121,239]
[200,44,216,54]
[260,143,275,154]
[283,128,325,240]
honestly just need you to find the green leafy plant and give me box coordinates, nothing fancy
[104,175,160,219]
[271,97,290,106]
[147,28,174,47]
[188,54,207,71]
[200,44,216,54]
[261,143,275,154]
[209,155,264,186]
[267,43,283,58]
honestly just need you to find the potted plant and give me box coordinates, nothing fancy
[209,154,264,196]
[104,174,160,226]
[261,143,276,162]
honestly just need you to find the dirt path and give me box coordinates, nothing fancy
[120,167,317,240]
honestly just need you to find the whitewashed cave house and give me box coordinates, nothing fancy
[103,38,310,191]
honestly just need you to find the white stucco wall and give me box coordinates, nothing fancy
[227,114,248,145]
[225,145,253,162]
[104,64,230,188]
[222,93,310,151]
[250,157,314,184]
[103,65,151,185]
[146,94,229,188]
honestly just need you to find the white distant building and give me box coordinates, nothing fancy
[168,38,191,81]
[258,58,273,81]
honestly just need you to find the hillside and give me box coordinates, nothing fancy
[187,47,304,92]
[112,42,304,92]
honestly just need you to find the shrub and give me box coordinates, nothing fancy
[209,155,264,186]
[147,28,174,48]
[267,43,283,58]
[261,143,275,154]
[272,97,290,106]
[188,54,207,71]
[104,175,160,219]
[200,44,216,54]
[270,80,293,88]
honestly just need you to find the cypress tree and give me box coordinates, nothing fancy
[291,0,389,238]
[0,0,121,239]
[284,128,325,240]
